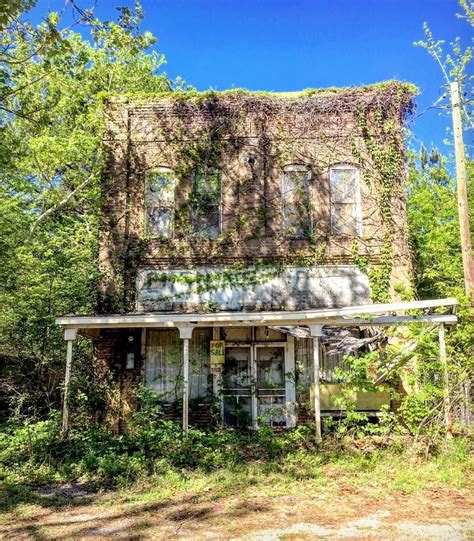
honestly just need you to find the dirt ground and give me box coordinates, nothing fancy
[1,481,473,540]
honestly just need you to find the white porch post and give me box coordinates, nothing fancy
[178,326,193,433]
[439,323,453,439]
[309,324,323,442]
[62,328,78,437]
[285,336,297,428]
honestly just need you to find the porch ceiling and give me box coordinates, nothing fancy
[56,297,458,330]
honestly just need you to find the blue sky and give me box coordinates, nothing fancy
[29,0,472,159]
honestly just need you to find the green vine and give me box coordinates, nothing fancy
[351,86,415,302]
[105,82,417,310]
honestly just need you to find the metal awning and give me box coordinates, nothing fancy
[56,297,458,330]
[56,296,458,439]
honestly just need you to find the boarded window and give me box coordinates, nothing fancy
[145,167,175,237]
[281,165,312,237]
[321,350,352,383]
[222,327,252,342]
[330,165,361,236]
[191,169,221,238]
[295,337,353,390]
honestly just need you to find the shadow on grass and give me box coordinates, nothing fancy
[0,480,99,513]
[1,478,273,540]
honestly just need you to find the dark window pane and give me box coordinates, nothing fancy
[192,169,221,238]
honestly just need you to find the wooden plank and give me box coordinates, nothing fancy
[182,337,189,433]
[56,313,458,330]
[439,324,453,438]
[56,298,458,329]
[313,336,322,442]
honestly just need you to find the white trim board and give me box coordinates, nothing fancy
[56,298,458,330]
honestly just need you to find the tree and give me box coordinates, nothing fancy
[415,0,473,300]
[0,2,175,418]
[414,0,473,125]
[406,152,473,431]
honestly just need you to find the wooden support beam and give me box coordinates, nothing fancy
[309,324,323,442]
[439,324,453,439]
[178,326,193,433]
[61,328,78,437]
[55,297,459,330]
[182,338,189,432]
[450,82,474,303]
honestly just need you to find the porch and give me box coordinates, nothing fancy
[56,297,458,439]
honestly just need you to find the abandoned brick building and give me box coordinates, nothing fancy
[56,81,458,434]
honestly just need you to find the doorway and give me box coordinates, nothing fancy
[221,342,295,428]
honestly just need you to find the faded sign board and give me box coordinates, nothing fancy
[210,340,225,365]
[136,265,371,313]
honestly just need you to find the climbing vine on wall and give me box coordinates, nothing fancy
[104,81,416,312]
[351,84,416,301]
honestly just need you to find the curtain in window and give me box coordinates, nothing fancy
[146,328,211,402]
[145,329,181,401]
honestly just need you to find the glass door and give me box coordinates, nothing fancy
[222,346,253,427]
[255,345,286,427]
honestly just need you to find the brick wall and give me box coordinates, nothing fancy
[92,328,142,432]
[99,86,415,313]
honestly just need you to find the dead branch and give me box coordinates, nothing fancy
[30,173,96,234]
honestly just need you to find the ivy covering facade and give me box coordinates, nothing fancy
[92,80,418,430]
[99,80,416,313]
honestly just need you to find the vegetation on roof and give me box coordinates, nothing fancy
[107,79,417,101]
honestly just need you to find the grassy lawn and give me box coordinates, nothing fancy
[1,438,473,539]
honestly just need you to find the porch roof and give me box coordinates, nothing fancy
[56,297,458,331]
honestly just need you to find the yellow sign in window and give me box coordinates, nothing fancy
[210,340,225,365]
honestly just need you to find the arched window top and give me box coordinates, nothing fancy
[282,163,310,173]
[146,166,175,197]
[148,165,174,172]
[330,163,358,170]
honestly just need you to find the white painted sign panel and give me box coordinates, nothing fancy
[136,265,371,313]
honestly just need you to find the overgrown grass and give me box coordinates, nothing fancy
[0,413,471,516]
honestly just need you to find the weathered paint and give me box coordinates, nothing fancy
[136,265,371,313]
[311,383,391,411]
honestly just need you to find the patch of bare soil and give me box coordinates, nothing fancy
[2,483,473,540]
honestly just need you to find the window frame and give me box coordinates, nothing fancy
[329,164,362,237]
[280,163,312,238]
[144,166,176,239]
[191,168,222,239]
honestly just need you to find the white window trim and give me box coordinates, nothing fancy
[281,164,312,237]
[329,164,362,237]
[145,166,175,238]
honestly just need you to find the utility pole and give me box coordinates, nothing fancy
[450,81,474,304]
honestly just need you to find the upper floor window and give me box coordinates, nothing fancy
[281,164,312,237]
[329,165,361,236]
[191,169,221,238]
[145,167,175,238]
